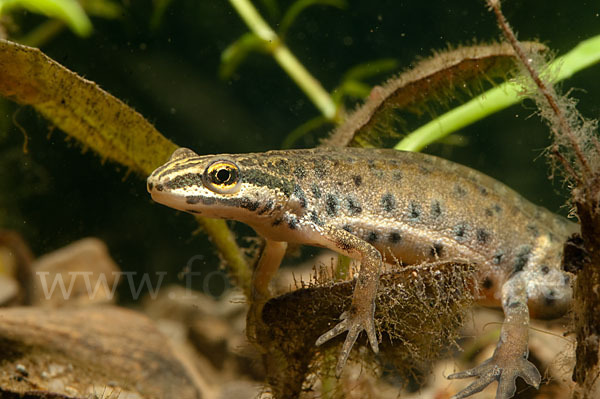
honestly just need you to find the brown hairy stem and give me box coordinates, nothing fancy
[552,147,583,186]
[487,2,600,398]
[487,0,592,181]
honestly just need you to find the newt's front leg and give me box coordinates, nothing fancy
[248,239,288,344]
[449,274,541,398]
[314,226,382,377]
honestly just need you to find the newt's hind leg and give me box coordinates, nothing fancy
[449,274,541,399]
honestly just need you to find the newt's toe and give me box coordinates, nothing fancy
[449,356,541,399]
[316,308,379,378]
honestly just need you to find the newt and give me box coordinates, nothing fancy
[147,147,578,399]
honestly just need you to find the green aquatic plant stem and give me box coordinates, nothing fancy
[0,0,92,37]
[395,34,600,152]
[197,217,252,298]
[228,0,338,120]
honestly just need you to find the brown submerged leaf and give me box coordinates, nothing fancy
[0,306,202,399]
[0,39,177,175]
[323,42,547,148]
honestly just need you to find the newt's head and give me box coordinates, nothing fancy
[147,147,291,222]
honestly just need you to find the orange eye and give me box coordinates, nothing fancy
[203,160,241,194]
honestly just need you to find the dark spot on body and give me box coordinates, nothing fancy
[493,250,504,264]
[287,214,298,229]
[293,185,307,208]
[352,175,362,187]
[419,165,432,174]
[508,301,521,309]
[513,245,532,273]
[381,193,396,213]
[326,194,340,217]
[476,229,490,244]
[202,197,217,205]
[272,218,283,227]
[367,231,379,243]
[453,223,468,241]
[479,187,488,196]
[454,184,467,197]
[346,197,363,215]
[431,200,442,218]
[563,274,571,285]
[541,265,550,274]
[257,199,274,215]
[310,212,324,226]
[275,159,289,173]
[408,201,421,220]
[155,184,164,192]
[314,163,327,178]
[186,196,202,204]
[293,165,306,180]
[240,197,260,211]
[527,224,540,238]
[430,242,444,257]
[393,171,403,181]
[482,277,493,290]
[485,204,502,216]
[342,224,353,233]
[311,184,321,199]
[337,237,354,251]
[186,209,201,214]
[389,232,402,244]
[148,182,154,191]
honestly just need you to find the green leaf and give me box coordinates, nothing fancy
[81,0,123,19]
[331,58,399,104]
[341,58,399,82]
[220,32,271,79]
[150,0,174,29]
[395,34,600,151]
[0,0,93,36]
[331,80,371,103]
[282,115,330,148]
[278,0,346,38]
[258,0,279,20]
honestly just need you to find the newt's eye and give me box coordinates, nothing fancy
[203,160,241,194]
